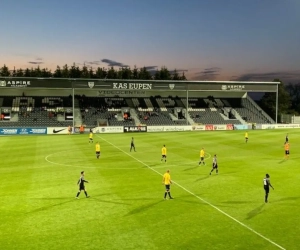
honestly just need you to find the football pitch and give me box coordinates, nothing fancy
[1,130,299,250]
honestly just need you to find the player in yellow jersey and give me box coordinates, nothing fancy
[284,141,290,160]
[198,147,205,165]
[245,132,248,143]
[89,131,93,143]
[161,145,167,163]
[162,169,173,200]
[95,142,100,159]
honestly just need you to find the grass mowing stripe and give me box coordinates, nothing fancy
[98,135,286,250]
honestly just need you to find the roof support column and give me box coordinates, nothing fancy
[275,84,278,123]
[186,89,189,125]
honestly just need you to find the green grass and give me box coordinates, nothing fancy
[0,130,299,250]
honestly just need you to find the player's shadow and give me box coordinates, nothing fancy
[86,193,112,198]
[91,197,130,205]
[278,159,287,164]
[184,166,199,171]
[246,204,265,220]
[79,192,126,204]
[26,198,75,214]
[175,199,208,206]
[143,163,158,168]
[195,175,210,182]
[127,200,164,216]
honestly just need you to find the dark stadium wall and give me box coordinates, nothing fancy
[0,88,245,98]
[247,92,264,101]
[0,89,73,97]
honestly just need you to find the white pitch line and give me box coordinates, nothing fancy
[98,135,286,250]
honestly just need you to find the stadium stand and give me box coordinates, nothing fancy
[0,96,74,127]
[136,96,188,126]
[183,96,274,125]
[183,97,241,125]
[221,97,274,124]
[0,94,274,127]
[78,96,135,127]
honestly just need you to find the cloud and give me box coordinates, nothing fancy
[143,66,158,70]
[25,56,44,65]
[28,61,44,65]
[138,66,158,75]
[169,69,188,74]
[85,61,101,66]
[192,67,221,80]
[195,67,221,74]
[139,66,188,75]
[101,59,129,67]
[141,68,188,76]
[233,71,300,83]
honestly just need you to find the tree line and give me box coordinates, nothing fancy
[258,79,300,120]
[0,64,187,81]
[0,64,299,119]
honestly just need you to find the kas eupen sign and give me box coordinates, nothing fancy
[112,82,152,90]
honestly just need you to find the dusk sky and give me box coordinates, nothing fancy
[1,0,300,82]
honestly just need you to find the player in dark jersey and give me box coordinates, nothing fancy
[285,133,289,143]
[209,154,218,175]
[130,137,136,152]
[263,174,274,203]
[75,171,90,199]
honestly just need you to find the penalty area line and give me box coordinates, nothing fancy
[98,135,286,250]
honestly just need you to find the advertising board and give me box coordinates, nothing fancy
[205,125,214,130]
[74,127,93,133]
[124,126,147,133]
[274,124,300,129]
[203,124,236,131]
[47,127,69,134]
[213,125,227,130]
[93,126,123,133]
[205,124,228,130]
[191,125,205,131]
[0,128,47,135]
[261,124,276,129]
[233,125,248,130]
[147,126,192,132]
[226,124,234,130]
[146,126,164,132]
